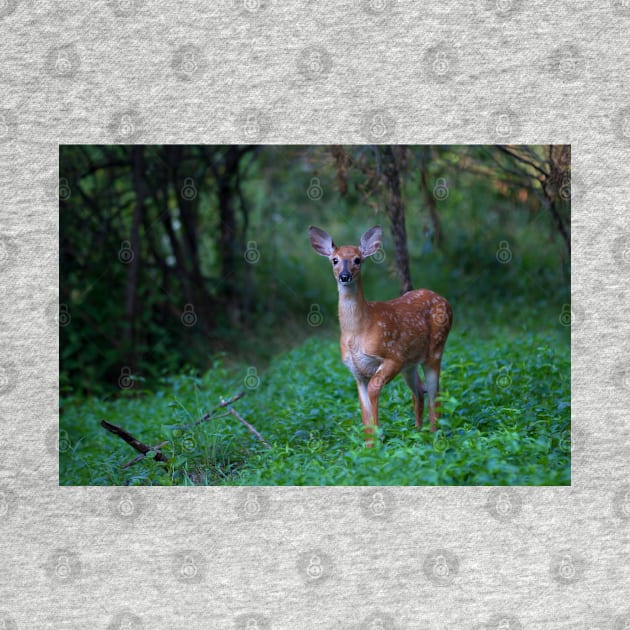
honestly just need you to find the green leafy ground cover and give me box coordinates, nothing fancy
[60,328,570,486]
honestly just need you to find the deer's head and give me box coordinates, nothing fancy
[309,225,382,287]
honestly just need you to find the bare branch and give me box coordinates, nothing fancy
[101,391,252,473]
[122,441,169,469]
[478,148,541,186]
[224,402,271,449]
[169,392,245,431]
[101,420,169,463]
[496,145,548,177]
[168,391,269,448]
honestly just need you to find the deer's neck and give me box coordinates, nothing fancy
[337,277,369,334]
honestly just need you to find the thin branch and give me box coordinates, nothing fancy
[458,157,524,185]
[496,145,548,177]
[520,144,549,168]
[168,392,245,431]
[169,391,270,448]
[224,402,271,449]
[482,148,543,186]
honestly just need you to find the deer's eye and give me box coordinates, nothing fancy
[332,258,339,265]
[354,257,361,265]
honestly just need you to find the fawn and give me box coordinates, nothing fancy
[309,225,453,445]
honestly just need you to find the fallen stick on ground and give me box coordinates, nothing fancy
[100,391,270,470]
[122,441,170,469]
[169,392,245,431]
[223,399,271,449]
[101,420,169,465]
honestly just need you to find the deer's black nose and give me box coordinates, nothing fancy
[339,272,352,283]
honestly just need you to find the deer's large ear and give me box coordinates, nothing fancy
[309,226,335,257]
[359,225,382,257]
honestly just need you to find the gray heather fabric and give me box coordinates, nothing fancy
[1,1,629,628]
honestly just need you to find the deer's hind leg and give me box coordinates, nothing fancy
[422,358,442,432]
[402,366,425,429]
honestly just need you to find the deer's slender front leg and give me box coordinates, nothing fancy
[366,361,400,443]
[356,378,376,446]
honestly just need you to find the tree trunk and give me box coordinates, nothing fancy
[419,148,444,248]
[236,165,253,325]
[217,147,244,324]
[545,145,571,256]
[381,146,413,293]
[123,146,146,366]
[166,147,215,334]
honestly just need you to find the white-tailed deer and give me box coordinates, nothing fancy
[309,225,453,445]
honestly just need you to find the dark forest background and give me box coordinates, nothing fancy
[59,145,571,394]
